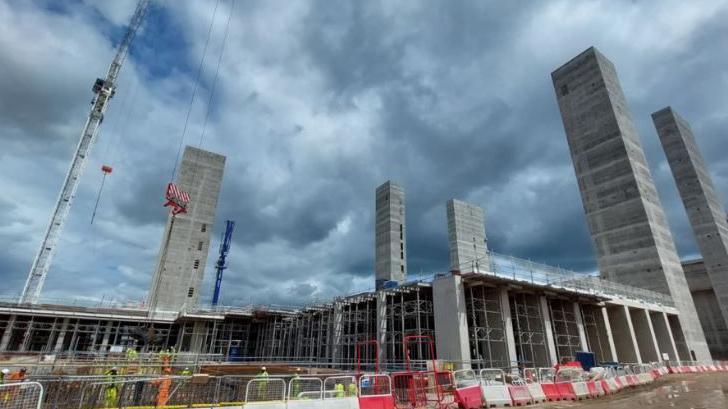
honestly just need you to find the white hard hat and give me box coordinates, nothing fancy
[1,368,9,375]
[261,366,266,370]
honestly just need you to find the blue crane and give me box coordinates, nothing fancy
[212,220,235,306]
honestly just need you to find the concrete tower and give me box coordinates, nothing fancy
[653,107,728,330]
[551,47,710,360]
[147,146,226,315]
[375,181,407,289]
[447,199,489,272]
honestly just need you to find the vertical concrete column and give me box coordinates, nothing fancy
[53,318,70,352]
[607,305,642,363]
[100,321,114,352]
[539,296,558,365]
[189,321,208,353]
[623,306,642,364]
[643,310,662,362]
[600,307,618,362]
[332,302,343,363]
[0,315,16,351]
[376,291,387,365]
[573,303,589,351]
[499,289,518,368]
[649,311,678,361]
[433,274,472,369]
[629,308,659,362]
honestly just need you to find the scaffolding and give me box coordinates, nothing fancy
[581,304,611,363]
[510,293,549,368]
[547,299,581,362]
[382,286,435,370]
[464,285,508,369]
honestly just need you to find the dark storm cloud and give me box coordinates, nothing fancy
[1,0,727,306]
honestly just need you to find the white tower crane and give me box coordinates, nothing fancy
[20,0,150,304]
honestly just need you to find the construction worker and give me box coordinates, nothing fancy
[169,346,177,362]
[290,368,302,399]
[104,367,119,408]
[256,366,269,399]
[8,368,26,382]
[1,368,10,404]
[158,348,172,374]
[334,380,345,398]
[152,367,172,407]
[126,347,138,361]
[180,367,192,376]
[347,380,358,397]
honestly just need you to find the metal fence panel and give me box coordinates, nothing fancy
[287,377,322,400]
[0,382,44,409]
[323,376,357,399]
[244,378,285,403]
[358,374,391,397]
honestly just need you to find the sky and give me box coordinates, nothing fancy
[1,0,727,307]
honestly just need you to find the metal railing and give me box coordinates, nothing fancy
[482,251,675,307]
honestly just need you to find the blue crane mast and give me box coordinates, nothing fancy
[212,220,235,306]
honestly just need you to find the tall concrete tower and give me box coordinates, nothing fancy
[375,181,407,289]
[551,47,710,360]
[653,107,728,330]
[147,146,226,315]
[446,199,489,272]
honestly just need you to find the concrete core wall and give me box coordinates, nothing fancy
[433,274,471,368]
[551,47,710,360]
[375,181,407,289]
[147,146,225,315]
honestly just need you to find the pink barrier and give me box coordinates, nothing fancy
[586,381,599,398]
[507,385,533,406]
[540,383,561,401]
[600,380,611,395]
[453,385,483,409]
[358,396,395,409]
[556,382,576,401]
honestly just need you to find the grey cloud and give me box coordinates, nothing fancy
[1,0,727,307]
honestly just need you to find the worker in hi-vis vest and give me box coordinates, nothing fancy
[256,366,269,399]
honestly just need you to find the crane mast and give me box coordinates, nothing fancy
[212,220,235,306]
[20,0,150,304]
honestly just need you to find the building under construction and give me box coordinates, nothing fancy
[3,18,728,379]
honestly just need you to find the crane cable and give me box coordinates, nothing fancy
[198,0,236,148]
[182,0,236,309]
[169,0,221,182]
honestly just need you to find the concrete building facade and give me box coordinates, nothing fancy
[653,107,728,335]
[375,181,407,289]
[551,47,710,360]
[446,199,489,272]
[0,257,685,369]
[683,259,728,359]
[147,146,226,315]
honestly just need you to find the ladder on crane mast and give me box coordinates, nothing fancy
[20,0,150,304]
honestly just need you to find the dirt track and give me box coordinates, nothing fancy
[541,372,728,409]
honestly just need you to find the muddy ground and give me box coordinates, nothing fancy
[540,372,728,409]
